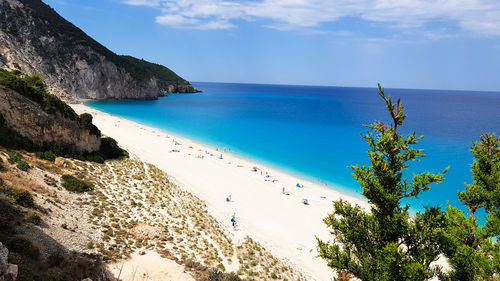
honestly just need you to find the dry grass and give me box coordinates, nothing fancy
[0,148,306,280]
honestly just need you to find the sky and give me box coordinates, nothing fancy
[43,0,500,92]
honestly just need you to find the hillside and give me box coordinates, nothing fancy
[0,0,199,101]
[0,69,130,164]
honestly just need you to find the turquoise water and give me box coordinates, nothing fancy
[87,82,500,211]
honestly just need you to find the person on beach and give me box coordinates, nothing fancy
[231,215,236,230]
[226,195,232,202]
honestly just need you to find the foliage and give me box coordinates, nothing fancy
[10,188,35,208]
[317,84,448,281]
[0,69,101,136]
[4,237,40,260]
[439,133,500,281]
[0,191,105,281]
[0,69,79,120]
[99,137,128,159]
[3,0,190,88]
[0,113,126,164]
[16,160,30,171]
[205,269,241,281]
[26,211,41,225]
[61,175,94,193]
[36,151,56,162]
[79,113,101,137]
[7,153,30,171]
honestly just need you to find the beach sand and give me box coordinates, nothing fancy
[107,250,196,281]
[72,104,370,281]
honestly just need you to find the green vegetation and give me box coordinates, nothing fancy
[61,175,94,193]
[318,85,500,280]
[0,69,81,122]
[3,0,189,88]
[26,211,41,225]
[438,133,500,281]
[16,160,30,171]
[0,197,107,281]
[205,269,241,281]
[0,69,101,136]
[8,153,30,171]
[0,184,35,208]
[0,114,126,162]
[36,151,56,162]
[318,84,448,280]
[99,137,128,159]
[78,113,101,137]
[0,69,128,163]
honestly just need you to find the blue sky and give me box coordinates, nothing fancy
[44,0,500,91]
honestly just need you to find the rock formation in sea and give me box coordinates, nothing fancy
[0,0,200,101]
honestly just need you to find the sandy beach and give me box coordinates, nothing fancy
[72,104,370,281]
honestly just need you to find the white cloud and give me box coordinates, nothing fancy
[121,0,500,36]
[123,0,161,7]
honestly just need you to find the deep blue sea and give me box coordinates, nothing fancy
[87,82,500,212]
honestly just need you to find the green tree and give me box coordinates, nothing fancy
[439,133,500,280]
[317,84,448,281]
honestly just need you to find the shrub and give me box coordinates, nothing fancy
[26,211,41,225]
[84,154,104,163]
[0,69,79,120]
[7,153,30,171]
[99,137,128,159]
[10,188,35,208]
[61,175,93,193]
[48,253,65,267]
[35,151,56,162]
[79,113,101,137]
[4,237,40,260]
[16,160,30,171]
[205,269,241,281]
[8,153,21,164]
[87,242,94,249]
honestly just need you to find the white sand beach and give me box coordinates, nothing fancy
[72,104,371,281]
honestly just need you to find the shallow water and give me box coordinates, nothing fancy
[87,82,500,212]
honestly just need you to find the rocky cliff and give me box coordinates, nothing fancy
[0,0,199,101]
[0,85,100,152]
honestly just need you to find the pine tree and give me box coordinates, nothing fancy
[317,84,448,281]
[439,133,500,280]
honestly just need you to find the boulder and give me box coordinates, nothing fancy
[0,242,18,281]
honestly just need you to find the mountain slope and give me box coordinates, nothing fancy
[0,0,199,101]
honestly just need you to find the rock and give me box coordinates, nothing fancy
[0,242,8,273]
[0,0,199,101]
[6,264,17,280]
[0,86,100,152]
[138,251,146,256]
[54,157,64,166]
[0,242,18,281]
[81,278,93,281]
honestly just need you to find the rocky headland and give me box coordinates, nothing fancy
[0,0,200,102]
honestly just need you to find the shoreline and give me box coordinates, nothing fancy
[72,104,371,281]
[85,100,363,201]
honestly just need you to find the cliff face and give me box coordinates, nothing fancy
[0,85,100,152]
[0,0,199,101]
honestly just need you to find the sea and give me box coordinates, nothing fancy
[87,82,500,213]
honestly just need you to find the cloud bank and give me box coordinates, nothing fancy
[123,0,500,36]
